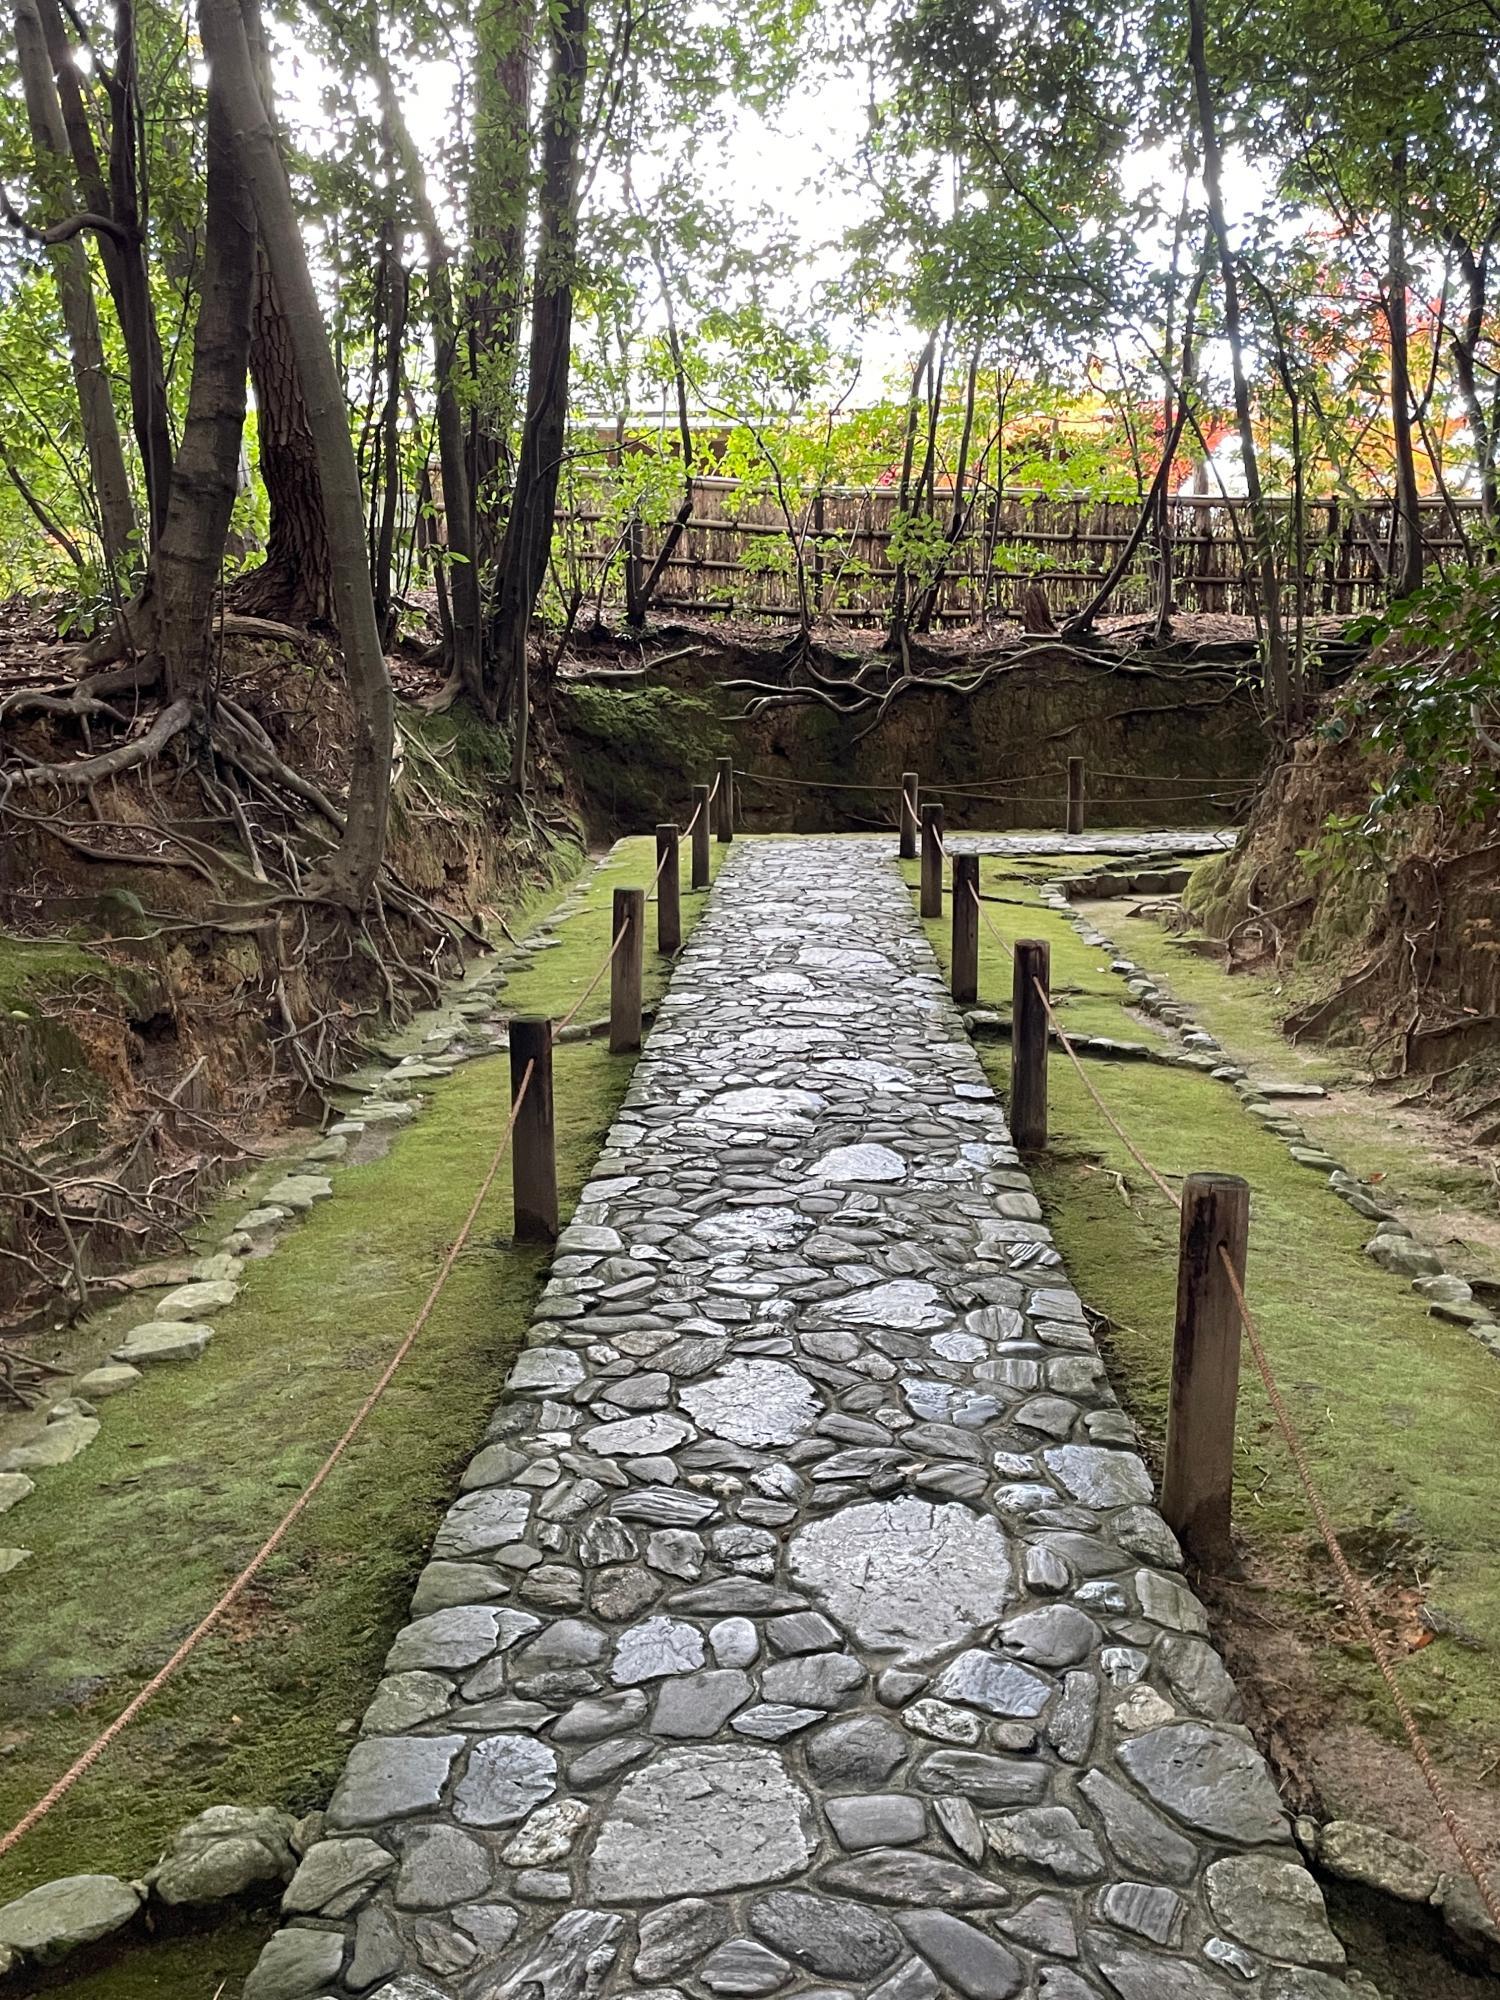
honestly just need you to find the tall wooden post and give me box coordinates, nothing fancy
[1010,938,1050,1151]
[655,824,681,955]
[690,784,711,889]
[952,854,980,1004]
[1162,1174,1250,1567]
[1066,755,1086,835]
[900,771,920,861]
[509,1019,557,1242]
[715,756,734,843]
[610,888,644,1053]
[920,802,945,918]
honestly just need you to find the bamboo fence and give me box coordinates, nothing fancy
[556,473,1481,625]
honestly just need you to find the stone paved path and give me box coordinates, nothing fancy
[245,839,1347,2000]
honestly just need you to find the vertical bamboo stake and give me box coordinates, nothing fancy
[691,784,711,889]
[1010,938,1050,1150]
[655,824,681,955]
[715,756,734,843]
[920,802,945,918]
[1067,755,1086,835]
[1162,1174,1250,1566]
[952,854,979,1004]
[509,1018,557,1242]
[610,888,644,1053]
[900,771,920,861]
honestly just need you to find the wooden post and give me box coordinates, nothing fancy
[952,854,979,1004]
[899,771,920,861]
[690,784,711,890]
[1066,755,1085,835]
[1010,938,1050,1151]
[1162,1174,1250,1566]
[715,756,734,843]
[610,888,644,1053]
[509,1018,557,1242]
[920,802,945,918]
[655,824,681,955]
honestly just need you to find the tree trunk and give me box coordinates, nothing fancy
[885,330,937,650]
[370,224,407,644]
[1450,238,1497,522]
[1186,0,1291,715]
[1386,145,1424,600]
[151,5,255,699]
[468,0,534,567]
[15,0,137,577]
[229,0,334,628]
[373,58,482,701]
[209,0,393,908]
[235,253,335,624]
[36,0,173,549]
[487,0,588,783]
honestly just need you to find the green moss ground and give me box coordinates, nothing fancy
[0,836,720,1992]
[904,848,1500,1780]
[1098,905,1500,1283]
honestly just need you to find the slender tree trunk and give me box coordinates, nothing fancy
[372,229,407,644]
[488,0,588,784]
[915,344,979,631]
[152,10,254,699]
[885,330,937,649]
[1186,0,1291,714]
[468,0,534,568]
[36,0,173,548]
[629,240,695,625]
[208,0,393,908]
[1386,145,1424,599]
[15,0,137,576]
[1450,238,1497,522]
[373,59,482,701]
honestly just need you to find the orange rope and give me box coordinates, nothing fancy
[0,1060,538,1864]
[1222,1248,1500,1932]
[0,788,727,1863]
[1025,959,1500,1923]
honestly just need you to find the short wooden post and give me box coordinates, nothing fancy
[690,784,711,889]
[1010,938,1050,1150]
[509,1018,557,1242]
[899,771,920,861]
[610,887,644,1053]
[655,824,681,955]
[920,802,945,918]
[952,854,979,1004]
[715,756,734,843]
[1162,1174,1250,1566]
[1066,755,1085,835]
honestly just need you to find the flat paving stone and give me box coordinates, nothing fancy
[240,835,1344,2000]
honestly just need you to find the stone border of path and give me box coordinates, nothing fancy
[1032,863,1500,1364]
[0,856,619,1619]
[945,841,1500,1966]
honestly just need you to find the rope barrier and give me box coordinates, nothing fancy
[0,800,704,1863]
[0,1058,539,1864]
[1016,952,1500,1925]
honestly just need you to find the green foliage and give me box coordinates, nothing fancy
[1330,561,1500,839]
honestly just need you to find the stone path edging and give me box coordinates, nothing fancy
[239,836,1352,2000]
[0,856,618,1581]
[1030,870,1500,1366]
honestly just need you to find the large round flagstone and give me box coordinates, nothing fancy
[788,1499,1014,1665]
[679,1358,822,1448]
[587,1744,816,1900]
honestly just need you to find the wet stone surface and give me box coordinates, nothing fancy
[241,837,1345,2000]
